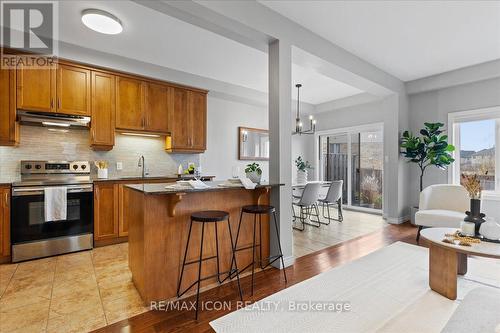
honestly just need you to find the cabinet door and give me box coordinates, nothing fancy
[116,76,145,130]
[0,68,18,146]
[56,64,91,116]
[188,91,207,151]
[17,64,55,112]
[118,184,128,237]
[169,87,190,149]
[0,188,10,258]
[145,82,170,133]
[91,71,115,149]
[94,183,119,240]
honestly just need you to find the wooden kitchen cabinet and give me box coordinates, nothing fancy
[0,186,11,263]
[167,87,190,150]
[91,71,115,150]
[17,62,90,116]
[188,91,207,151]
[94,183,119,242]
[0,68,19,146]
[56,64,91,116]
[166,89,207,153]
[144,82,170,133]
[17,62,56,112]
[116,76,145,131]
[116,77,171,134]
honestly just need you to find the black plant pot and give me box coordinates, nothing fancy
[464,198,486,236]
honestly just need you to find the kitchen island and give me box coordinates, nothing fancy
[123,181,281,305]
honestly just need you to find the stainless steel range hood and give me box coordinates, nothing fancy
[18,111,91,128]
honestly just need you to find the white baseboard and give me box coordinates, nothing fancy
[385,215,410,224]
[271,255,295,269]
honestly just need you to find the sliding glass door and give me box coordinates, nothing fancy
[319,125,383,211]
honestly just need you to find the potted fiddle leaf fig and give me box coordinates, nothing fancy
[245,162,262,183]
[400,122,455,224]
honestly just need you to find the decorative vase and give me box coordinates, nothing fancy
[464,198,486,236]
[297,170,308,184]
[97,168,108,179]
[479,219,500,240]
[246,171,261,184]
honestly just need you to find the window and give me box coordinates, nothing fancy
[449,107,500,192]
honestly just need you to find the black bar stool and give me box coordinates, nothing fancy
[177,210,243,320]
[231,205,287,295]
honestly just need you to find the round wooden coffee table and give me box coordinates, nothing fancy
[420,227,500,300]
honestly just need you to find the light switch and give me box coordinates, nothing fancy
[116,162,123,170]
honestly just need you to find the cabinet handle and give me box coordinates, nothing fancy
[50,99,54,108]
[4,193,8,208]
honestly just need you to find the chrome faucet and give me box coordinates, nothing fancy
[138,155,147,177]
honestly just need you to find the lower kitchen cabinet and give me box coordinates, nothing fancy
[94,182,120,244]
[94,179,176,247]
[0,186,11,263]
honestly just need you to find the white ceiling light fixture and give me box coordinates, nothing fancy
[81,9,123,35]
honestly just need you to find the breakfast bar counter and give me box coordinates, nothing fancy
[123,181,281,304]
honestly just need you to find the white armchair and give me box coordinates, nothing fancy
[415,184,469,242]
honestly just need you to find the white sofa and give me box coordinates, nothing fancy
[415,184,469,242]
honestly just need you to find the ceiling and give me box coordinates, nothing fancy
[50,1,362,105]
[260,0,500,82]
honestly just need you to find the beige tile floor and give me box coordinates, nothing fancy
[293,207,387,258]
[0,243,148,333]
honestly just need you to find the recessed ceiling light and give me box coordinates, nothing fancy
[81,9,122,35]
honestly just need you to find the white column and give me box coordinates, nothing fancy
[269,39,294,267]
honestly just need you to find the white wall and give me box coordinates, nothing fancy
[200,96,269,180]
[408,77,500,206]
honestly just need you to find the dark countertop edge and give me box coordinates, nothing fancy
[125,182,284,195]
[92,175,216,182]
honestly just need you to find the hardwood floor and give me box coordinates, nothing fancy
[93,222,418,333]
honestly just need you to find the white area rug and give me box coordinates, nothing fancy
[210,242,500,333]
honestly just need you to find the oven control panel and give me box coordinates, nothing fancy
[21,161,90,174]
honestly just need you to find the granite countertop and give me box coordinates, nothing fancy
[126,181,282,195]
[92,175,179,182]
[92,174,216,182]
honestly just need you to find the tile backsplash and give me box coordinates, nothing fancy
[0,126,200,180]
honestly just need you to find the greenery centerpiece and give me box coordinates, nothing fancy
[461,173,485,235]
[295,156,313,184]
[245,162,262,183]
[400,122,455,192]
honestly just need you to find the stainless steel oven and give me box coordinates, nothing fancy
[11,161,93,262]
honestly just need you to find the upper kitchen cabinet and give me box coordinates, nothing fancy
[116,76,145,131]
[17,62,91,116]
[56,64,91,116]
[166,89,207,153]
[167,87,190,150]
[91,71,115,150]
[188,91,207,151]
[16,62,56,112]
[0,68,19,146]
[144,82,170,133]
[116,76,171,134]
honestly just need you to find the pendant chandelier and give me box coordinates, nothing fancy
[292,84,316,135]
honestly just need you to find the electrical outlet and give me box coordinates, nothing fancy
[116,162,123,170]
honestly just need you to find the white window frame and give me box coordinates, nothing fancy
[447,106,500,191]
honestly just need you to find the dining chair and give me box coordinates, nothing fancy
[318,180,343,224]
[292,182,321,231]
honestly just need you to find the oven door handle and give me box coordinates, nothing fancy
[12,185,93,196]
